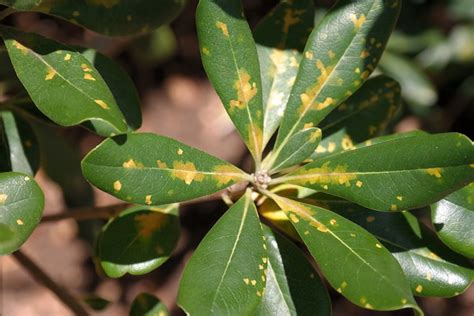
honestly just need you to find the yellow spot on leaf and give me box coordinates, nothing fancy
[350,13,366,29]
[213,165,243,186]
[401,299,408,304]
[64,53,71,61]
[356,180,363,188]
[310,221,328,233]
[81,64,92,72]
[256,291,262,297]
[0,194,8,204]
[94,99,109,109]
[292,161,356,187]
[426,168,442,178]
[309,129,322,143]
[84,73,96,81]
[243,278,250,285]
[298,60,334,115]
[156,160,168,168]
[328,50,336,59]
[177,148,184,155]
[327,142,336,153]
[396,196,403,201]
[215,21,229,37]
[113,180,122,191]
[251,279,257,286]
[230,69,258,111]
[122,159,144,169]
[360,50,370,58]
[289,213,299,223]
[305,51,314,60]
[16,219,24,225]
[390,204,398,211]
[341,136,354,150]
[375,243,382,249]
[12,41,28,55]
[145,195,153,205]
[365,304,373,309]
[72,11,80,17]
[134,212,166,239]
[329,219,337,226]
[322,184,328,190]
[415,285,423,293]
[45,68,56,80]
[316,97,334,111]
[426,272,432,281]
[283,8,302,33]
[202,47,210,56]
[350,233,356,237]
[171,161,204,185]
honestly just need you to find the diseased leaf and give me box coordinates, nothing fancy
[256,226,331,316]
[197,0,264,164]
[309,196,474,297]
[178,190,266,315]
[0,26,128,137]
[258,197,300,242]
[312,75,401,159]
[130,293,169,316]
[81,133,250,205]
[432,183,474,258]
[269,194,421,313]
[267,127,321,172]
[96,204,180,278]
[0,0,186,36]
[274,0,401,159]
[279,133,474,211]
[80,48,142,131]
[0,172,44,255]
[0,111,39,175]
[353,130,427,149]
[254,0,315,146]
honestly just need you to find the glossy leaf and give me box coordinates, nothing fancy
[0,0,185,36]
[0,172,44,255]
[312,75,401,159]
[197,0,264,163]
[80,48,142,131]
[274,0,401,156]
[268,127,321,172]
[280,133,474,211]
[269,194,420,313]
[0,111,39,175]
[0,26,128,137]
[254,0,314,146]
[130,293,169,316]
[258,197,300,242]
[82,133,250,205]
[178,191,267,315]
[432,183,474,258]
[256,226,331,316]
[96,204,180,278]
[309,196,474,297]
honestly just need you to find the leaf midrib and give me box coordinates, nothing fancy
[210,194,250,314]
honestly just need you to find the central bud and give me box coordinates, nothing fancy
[254,170,271,189]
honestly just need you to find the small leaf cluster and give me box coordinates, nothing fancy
[0,0,473,315]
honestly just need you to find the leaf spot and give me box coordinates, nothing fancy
[84,73,96,81]
[0,194,8,204]
[171,161,204,185]
[145,195,153,205]
[215,21,229,37]
[366,216,375,223]
[134,212,166,239]
[350,13,366,29]
[425,168,442,178]
[45,67,57,80]
[94,99,109,109]
[113,180,122,191]
[122,159,144,169]
[64,53,71,61]
[415,285,423,293]
[16,219,24,225]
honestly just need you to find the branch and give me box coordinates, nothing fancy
[12,250,89,316]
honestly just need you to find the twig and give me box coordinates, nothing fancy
[41,184,249,223]
[0,8,15,21]
[12,250,89,316]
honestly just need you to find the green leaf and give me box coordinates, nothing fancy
[267,127,321,172]
[0,0,186,36]
[80,48,142,131]
[274,0,401,158]
[196,0,264,164]
[280,133,474,211]
[310,196,474,297]
[130,293,169,316]
[0,172,44,255]
[0,111,39,175]
[82,133,250,205]
[256,226,331,316]
[312,75,401,159]
[178,190,267,315]
[269,194,420,313]
[0,26,128,137]
[96,204,180,278]
[353,130,427,149]
[254,0,314,146]
[432,183,474,258]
